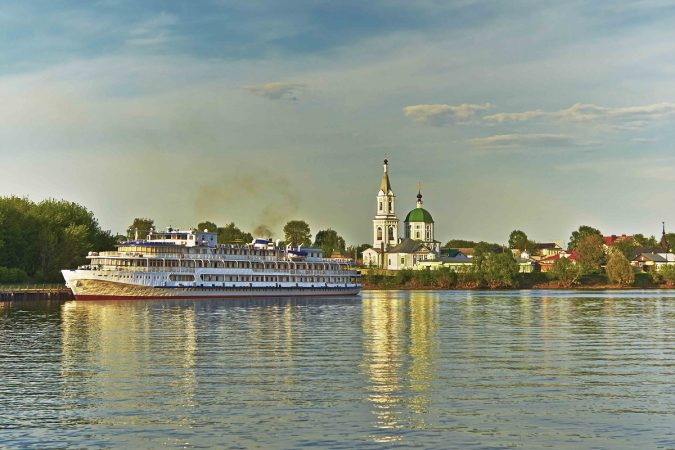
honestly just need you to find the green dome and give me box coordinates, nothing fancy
[405,207,434,223]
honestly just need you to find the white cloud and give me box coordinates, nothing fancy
[244,81,307,100]
[468,133,579,148]
[483,110,546,123]
[484,102,675,128]
[403,103,493,125]
[632,137,656,144]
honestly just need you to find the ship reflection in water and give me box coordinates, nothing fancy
[60,300,199,430]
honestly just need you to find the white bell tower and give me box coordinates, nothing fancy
[372,159,399,250]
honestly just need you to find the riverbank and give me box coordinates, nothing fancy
[0,285,73,301]
[360,269,670,290]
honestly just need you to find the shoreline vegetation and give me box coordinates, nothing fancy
[361,269,675,291]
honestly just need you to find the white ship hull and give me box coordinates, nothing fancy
[62,270,360,300]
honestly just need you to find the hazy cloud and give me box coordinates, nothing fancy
[127,13,178,46]
[403,103,493,125]
[244,81,307,100]
[468,133,579,148]
[632,137,656,144]
[484,102,675,128]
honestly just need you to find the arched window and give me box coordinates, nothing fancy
[377,227,383,240]
[388,226,395,241]
[388,200,392,212]
[379,202,382,211]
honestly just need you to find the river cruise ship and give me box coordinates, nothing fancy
[62,228,360,300]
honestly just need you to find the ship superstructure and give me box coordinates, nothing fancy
[62,227,360,300]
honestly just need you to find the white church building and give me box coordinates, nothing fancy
[362,160,440,270]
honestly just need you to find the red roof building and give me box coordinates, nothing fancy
[538,251,578,272]
[602,234,635,247]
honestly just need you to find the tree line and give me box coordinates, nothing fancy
[2,193,672,289]
[127,217,369,260]
[0,196,116,283]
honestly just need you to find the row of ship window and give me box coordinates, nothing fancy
[94,258,342,270]
[120,247,321,258]
[109,273,353,283]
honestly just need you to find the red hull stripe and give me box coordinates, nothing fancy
[74,292,359,301]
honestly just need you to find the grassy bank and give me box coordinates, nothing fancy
[361,269,669,290]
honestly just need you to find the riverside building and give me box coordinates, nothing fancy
[363,160,440,270]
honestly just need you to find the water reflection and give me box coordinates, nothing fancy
[60,301,198,428]
[361,291,439,443]
[4,292,675,448]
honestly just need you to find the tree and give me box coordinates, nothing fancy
[658,265,675,287]
[472,241,503,271]
[605,250,635,286]
[283,220,312,246]
[0,196,116,281]
[508,230,528,250]
[346,243,371,262]
[665,233,675,252]
[568,225,602,251]
[217,222,253,244]
[481,252,519,288]
[197,221,218,232]
[444,239,479,248]
[313,229,346,257]
[633,234,658,249]
[551,257,580,288]
[613,239,639,260]
[576,233,605,274]
[127,218,154,240]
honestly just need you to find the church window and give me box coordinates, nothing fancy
[379,202,382,211]
[377,227,382,240]
[401,257,405,264]
[416,231,420,239]
[388,201,392,211]
[388,226,394,241]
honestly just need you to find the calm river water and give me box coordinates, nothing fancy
[2,290,675,449]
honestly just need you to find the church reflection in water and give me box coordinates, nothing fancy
[361,291,439,443]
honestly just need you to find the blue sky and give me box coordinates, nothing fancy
[1,1,675,245]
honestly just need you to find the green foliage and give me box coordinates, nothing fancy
[633,233,658,248]
[435,267,457,289]
[283,220,312,246]
[313,228,346,257]
[347,244,371,261]
[481,252,519,288]
[658,265,675,287]
[633,272,653,288]
[217,222,253,244]
[575,234,605,274]
[612,239,639,259]
[605,251,635,286]
[0,196,115,282]
[664,233,675,252]
[444,239,479,248]
[197,221,218,233]
[126,218,154,240]
[0,266,29,284]
[508,230,528,249]
[471,242,503,272]
[568,225,602,251]
[550,257,580,288]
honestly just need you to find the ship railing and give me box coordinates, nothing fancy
[91,266,356,276]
